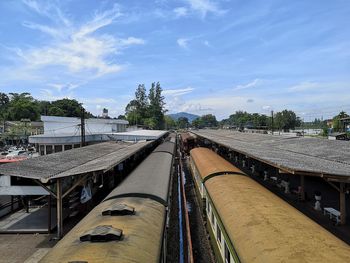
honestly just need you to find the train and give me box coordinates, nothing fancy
[40,138,176,263]
[189,147,350,263]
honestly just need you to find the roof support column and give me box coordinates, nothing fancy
[47,195,51,234]
[340,183,346,225]
[300,175,305,201]
[56,178,63,239]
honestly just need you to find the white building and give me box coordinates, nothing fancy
[29,116,129,155]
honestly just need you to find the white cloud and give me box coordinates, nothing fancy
[82,98,117,104]
[174,7,188,17]
[22,0,70,26]
[203,40,211,47]
[185,0,226,18]
[48,83,80,92]
[117,37,145,46]
[22,21,65,38]
[234,79,260,91]
[17,2,145,77]
[177,38,189,49]
[163,87,194,96]
[288,81,322,92]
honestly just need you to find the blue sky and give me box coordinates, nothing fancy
[0,0,349,120]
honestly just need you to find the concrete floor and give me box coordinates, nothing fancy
[0,234,55,263]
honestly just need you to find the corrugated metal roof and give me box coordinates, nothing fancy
[105,151,174,206]
[190,147,244,181]
[0,141,151,182]
[206,174,350,262]
[194,130,350,178]
[40,197,165,263]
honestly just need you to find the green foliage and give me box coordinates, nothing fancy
[5,122,32,139]
[273,110,301,131]
[301,118,327,129]
[322,127,329,137]
[125,82,166,129]
[164,115,176,130]
[6,93,40,121]
[0,92,93,122]
[177,117,189,129]
[192,114,218,128]
[332,111,349,132]
[47,106,65,116]
[221,111,268,129]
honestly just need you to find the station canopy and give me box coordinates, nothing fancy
[193,130,350,180]
[0,141,151,183]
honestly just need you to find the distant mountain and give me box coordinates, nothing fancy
[168,112,200,122]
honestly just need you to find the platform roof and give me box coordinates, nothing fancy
[0,141,151,183]
[193,130,350,180]
[106,130,168,141]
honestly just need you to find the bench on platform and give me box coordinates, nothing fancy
[323,207,340,224]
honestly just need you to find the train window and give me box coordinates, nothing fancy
[211,211,215,225]
[217,225,222,244]
[224,243,231,263]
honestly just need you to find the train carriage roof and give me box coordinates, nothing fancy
[40,197,165,263]
[205,174,350,263]
[190,147,245,182]
[152,141,176,155]
[104,152,173,206]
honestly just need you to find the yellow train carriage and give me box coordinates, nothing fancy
[40,140,176,263]
[189,147,244,199]
[191,147,350,263]
[40,197,166,263]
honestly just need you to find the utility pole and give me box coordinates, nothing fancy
[302,118,304,136]
[80,106,86,147]
[271,110,274,135]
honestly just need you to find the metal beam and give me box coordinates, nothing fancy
[62,175,87,199]
[47,195,51,234]
[340,183,346,225]
[300,175,305,201]
[56,178,63,239]
[324,180,340,192]
[35,180,57,199]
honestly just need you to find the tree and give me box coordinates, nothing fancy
[125,99,141,125]
[6,93,40,121]
[0,93,10,119]
[50,99,90,117]
[200,114,218,127]
[164,115,176,130]
[48,106,65,116]
[135,84,148,118]
[177,117,189,129]
[332,111,349,132]
[147,82,166,129]
[117,115,126,120]
[192,117,201,129]
[274,110,301,132]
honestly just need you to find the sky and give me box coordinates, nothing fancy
[0,0,349,120]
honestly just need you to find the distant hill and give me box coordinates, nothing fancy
[168,112,200,122]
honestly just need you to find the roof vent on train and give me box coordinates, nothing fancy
[102,203,135,216]
[80,225,123,242]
